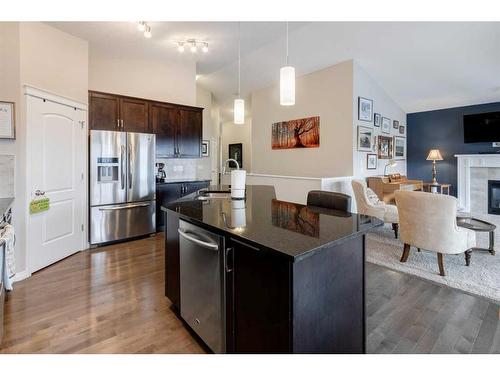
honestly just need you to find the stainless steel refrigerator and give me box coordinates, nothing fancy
[90,130,156,245]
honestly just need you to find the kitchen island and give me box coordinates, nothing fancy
[162,185,382,354]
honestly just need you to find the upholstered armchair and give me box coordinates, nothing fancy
[351,179,399,238]
[395,191,476,276]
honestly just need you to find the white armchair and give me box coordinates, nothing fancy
[351,179,399,238]
[395,190,476,276]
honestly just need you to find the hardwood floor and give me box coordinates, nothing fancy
[1,235,499,353]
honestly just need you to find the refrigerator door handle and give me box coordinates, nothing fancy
[121,145,125,190]
[128,145,132,189]
[99,203,150,211]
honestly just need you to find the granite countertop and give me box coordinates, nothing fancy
[162,185,382,260]
[0,197,14,218]
[157,179,212,185]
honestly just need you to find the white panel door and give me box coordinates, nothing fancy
[29,96,86,272]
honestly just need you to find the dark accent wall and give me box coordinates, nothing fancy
[407,102,500,196]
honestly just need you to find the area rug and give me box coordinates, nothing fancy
[366,225,500,304]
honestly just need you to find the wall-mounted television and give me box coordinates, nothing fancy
[464,111,500,143]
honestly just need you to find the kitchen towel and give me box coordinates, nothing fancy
[1,224,15,290]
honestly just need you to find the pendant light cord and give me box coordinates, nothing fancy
[238,22,241,98]
[286,21,289,66]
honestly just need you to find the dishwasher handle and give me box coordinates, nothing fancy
[178,228,219,251]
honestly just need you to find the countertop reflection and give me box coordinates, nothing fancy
[162,185,382,260]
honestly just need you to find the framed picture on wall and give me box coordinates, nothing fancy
[358,97,373,122]
[367,154,378,170]
[374,113,381,127]
[393,136,406,159]
[357,126,373,152]
[0,101,15,139]
[381,117,391,134]
[201,140,210,157]
[228,143,243,168]
[393,120,399,129]
[399,125,405,135]
[378,135,393,159]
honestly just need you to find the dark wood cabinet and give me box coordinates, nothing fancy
[120,97,149,132]
[226,238,291,353]
[89,92,120,131]
[156,181,209,231]
[89,91,203,157]
[89,91,149,133]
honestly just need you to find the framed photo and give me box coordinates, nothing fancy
[381,117,391,134]
[201,140,210,157]
[358,97,373,122]
[378,135,393,159]
[228,143,243,168]
[399,125,405,135]
[357,126,373,152]
[393,136,406,159]
[0,101,15,139]
[374,113,381,127]
[393,120,399,129]
[367,154,378,170]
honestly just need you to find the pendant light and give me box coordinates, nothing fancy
[234,23,245,125]
[280,22,295,106]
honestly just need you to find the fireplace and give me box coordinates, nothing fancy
[488,180,500,215]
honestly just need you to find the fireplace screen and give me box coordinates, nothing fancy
[488,180,500,215]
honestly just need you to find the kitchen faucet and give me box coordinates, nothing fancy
[221,158,240,176]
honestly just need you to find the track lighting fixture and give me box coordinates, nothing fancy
[137,21,146,32]
[177,42,185,53]
[175,39,208,54]
[144,25,152,39]
[137,22,152,39]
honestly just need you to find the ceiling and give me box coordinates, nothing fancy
[49,22,500,121]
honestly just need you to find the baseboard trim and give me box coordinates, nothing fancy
[12,270,31,283]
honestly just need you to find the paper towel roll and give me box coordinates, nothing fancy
[231,170,246,199]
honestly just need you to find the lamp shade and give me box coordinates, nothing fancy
[426,149,443,161]
[280,66,295,106]
[234,98,245,125]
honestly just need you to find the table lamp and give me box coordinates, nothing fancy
[426,149,443,184]
[384,160,397,176]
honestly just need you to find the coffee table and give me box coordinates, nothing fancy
[456,216,496,265]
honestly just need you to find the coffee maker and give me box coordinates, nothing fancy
[156,162,166,183]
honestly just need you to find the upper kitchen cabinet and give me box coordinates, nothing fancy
[89,91,120,131]
[119,97,149,133]
[89,91,150,133]
[150,102,203,158]
[178,108,202,158]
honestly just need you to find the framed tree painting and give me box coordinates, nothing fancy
[378,135,393,159]
[358,97,373,122]
[272,116,320,149]
[357,126,373,152]
[228,143,243,168]
[393,136,406,159]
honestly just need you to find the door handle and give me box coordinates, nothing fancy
[128,146,132,189]
[121,119,124,129]
[120,145,125,190]
[99,203,150,211]
[117,119,120,129]
[225,247,234,272]
[178,228,219,250]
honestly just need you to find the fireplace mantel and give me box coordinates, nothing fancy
[455,154,500,211]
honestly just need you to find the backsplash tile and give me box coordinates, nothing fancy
[0,154,15,198]
[157,158,212,181]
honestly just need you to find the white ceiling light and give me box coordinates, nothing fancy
[190,40,197,53]
[202,42,209,53]
[176,39,208,54]
[234,23,244,125]
[144,25,152,39]
[177,42,185,53]
[137,21,146,32]
[280,22,295,106]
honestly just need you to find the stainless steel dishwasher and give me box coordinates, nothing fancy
[178,219,225,353]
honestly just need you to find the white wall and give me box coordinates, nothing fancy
[352,62,407,178]
[89,46,196,106]
[251,60,353,178]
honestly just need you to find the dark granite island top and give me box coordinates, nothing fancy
[161,185,382,261]
[162,185,383,354]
